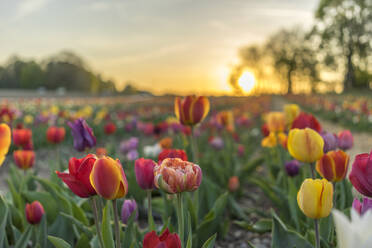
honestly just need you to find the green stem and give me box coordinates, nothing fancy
[90,197,104,248]
[190,127,198,163]
[314,219,320,248]
[177,193,184,248]
[310,163,315,179]
[113,199,121,248]
[147,190,155,231]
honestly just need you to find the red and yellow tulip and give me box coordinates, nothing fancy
[316,150,349,182]
[174,96,209,126]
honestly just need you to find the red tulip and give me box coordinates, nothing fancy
[25,201,45,225]
[261,123,270,137]
[56,154,97,198]
[228,176,240,192]
[291,112,322,132]
[104,122,116,135]
[46,126,65,144]
[158,149,188,164]
[174,96,210,126]
[143,228,181,248]
[316,150,349,182]
[12,128,33,149]
[13,150,35,170]
[135,158,156,190]
[349,150,372,197]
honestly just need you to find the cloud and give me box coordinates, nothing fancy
[14,0,50,20]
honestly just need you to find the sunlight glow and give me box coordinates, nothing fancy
[238,71,256,93]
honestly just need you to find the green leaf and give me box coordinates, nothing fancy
[60,212,92,236]
[102,201,115,248]
[271,211,313,248]
[200,233,217,248]
[37,216,48,248]
[48,235,72,248]
[186,212,192,248]
[14,225,32,248]
[234,218,272,234]
[123,210,137,248]
[76,234,91,248]
[0,196,9,247]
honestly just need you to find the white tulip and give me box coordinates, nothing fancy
[333,209,372,248]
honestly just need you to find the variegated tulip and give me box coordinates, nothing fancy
[174,96,210,126]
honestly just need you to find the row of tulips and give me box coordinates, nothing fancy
[0,95,270,247]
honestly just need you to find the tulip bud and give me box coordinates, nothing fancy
[349,151,372,197]
[13,150,35,170]
[288,128,324,163]
[285,160,300,177]
[25,201,45,225]
[158,149,188,164]
[316,150,349,182]
[0,123,11,166]
[291,112,322,132]
[174,96,210,126]
[104,122,116,135]
[228,176,240,192]
[46,126,65,144]
[266,112,285,132]
[154,158,202,194]
[297,178,333,219]
[337,130,353,150]
[90,156,128,199]
[56,154,97,198]
[135,158,156,190]
[121,199,138,224]
[352,197,372,215]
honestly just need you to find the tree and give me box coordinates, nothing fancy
[315,0,372,90]
[20,61,45,89]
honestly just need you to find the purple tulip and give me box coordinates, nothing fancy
[321,132,338,153]
[68,118,96,152]
[337,130,353,150]
[121,199,138,224]
[285,160,300,177]
[126,149,139,161]
[209,136,224,150]
[120,137,139,154]
[352,197,372,215]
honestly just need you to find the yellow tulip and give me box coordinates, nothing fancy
[284,104,300,125]
[288,128,324,163]
[0,123,11,166]
[297,178,333,219]
[266,112,285,132]
[261,132,287,148]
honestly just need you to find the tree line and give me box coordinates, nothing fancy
[230,0,372,94]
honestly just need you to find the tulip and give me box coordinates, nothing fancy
[120,137,139,154]
[90,156,128,200]
[291,112,322,133]
[0,123,11,166]
[144,143,162,158]
[217,110,235,132]
[297,178,333,219]
[68,118,96,152]
[284,104,300,125]
[352,197,372,216]
[13,150,35,170]
[333,209,372,248]
[266,112,285,132]
[12,128,32,149]
[158,149,188,164]
[261,123,270,137]
[121,199,138,224]
[25,201,45,225]
[285,160,300,177]
[261,132,287,148]
[159,137,173,149]
[104,122,116,135]
[208,136,224,150]
[349,151,372,197]
[143,228,181,248]
[321,132,338,153]
[46,126,65,144]
[316,150,349,182]
[228,176,240,192]
[154,158,202,194]
[126,149,139,161]
[96,147,107,157]
[288,128,324,163]
[174,95,210,126]
[337,130,353,150]
[135,158,156,190]
[56,154,97,198]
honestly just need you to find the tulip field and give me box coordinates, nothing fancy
[0,94,371,248]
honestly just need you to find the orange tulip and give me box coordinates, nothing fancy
[0,123,11,166]
[46,126,65,144]
[316,150,349,182]
[90,156,128,199]
[13,150,35,170]
[217,111,235,132]
[174,96,210,126]
[266,112,285,132]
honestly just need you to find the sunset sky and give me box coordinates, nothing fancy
[0,0,318,95]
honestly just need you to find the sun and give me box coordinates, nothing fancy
[238,71,256,93]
